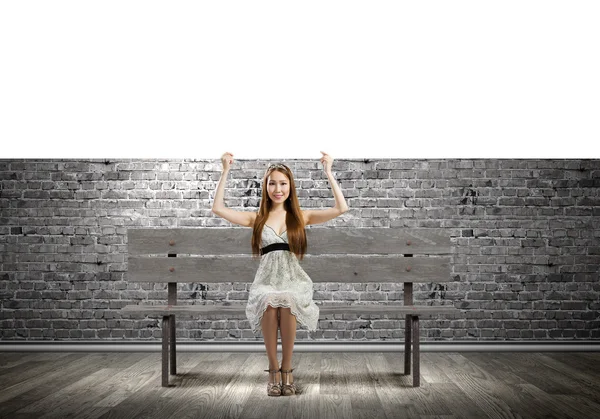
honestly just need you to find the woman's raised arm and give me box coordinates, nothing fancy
[211,152,256,228]
[303,151,349,226]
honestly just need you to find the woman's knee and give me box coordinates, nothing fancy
[279,307,294,317]
[264,305,279,317]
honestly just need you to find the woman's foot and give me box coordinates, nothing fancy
[264,367,282,396]
[280,367,296,396]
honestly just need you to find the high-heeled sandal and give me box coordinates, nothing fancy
[280,368,296,396]
[264,367,282,396]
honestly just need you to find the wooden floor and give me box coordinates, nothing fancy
[1,351,599,419]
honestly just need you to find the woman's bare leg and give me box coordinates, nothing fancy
[261,305,280,383]
[279,307,297,383]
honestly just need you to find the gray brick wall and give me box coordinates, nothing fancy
[1,159,599,341]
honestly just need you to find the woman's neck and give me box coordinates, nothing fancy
[270,204,286,213]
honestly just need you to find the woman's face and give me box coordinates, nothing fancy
[267,170,290,204]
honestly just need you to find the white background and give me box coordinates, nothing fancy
[1,1,598,159]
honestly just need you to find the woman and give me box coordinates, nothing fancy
[211,151,349,397]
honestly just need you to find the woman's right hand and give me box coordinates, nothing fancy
[221,152,234,171]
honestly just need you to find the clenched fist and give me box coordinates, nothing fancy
[320,151,333,174]
[221,152,234,172]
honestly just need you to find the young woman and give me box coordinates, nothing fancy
[211,151,349,397]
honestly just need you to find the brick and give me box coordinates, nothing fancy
[1,158,598,342]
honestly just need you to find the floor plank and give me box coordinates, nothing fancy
[0,351,597,419]
[0,353,121,417]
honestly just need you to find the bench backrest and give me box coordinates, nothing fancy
[127,228,452,285]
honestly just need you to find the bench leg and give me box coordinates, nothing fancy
[412,315,420,387]
[170,314,176,375]
[404,314,412,375]
[162,315,170,387]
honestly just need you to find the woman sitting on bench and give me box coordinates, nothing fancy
[211,151,349,397]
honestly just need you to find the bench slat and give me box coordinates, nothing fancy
[128,228,451,255]
[128,255,451,283]
[121,303,458,317]
[319,304,458,316]
[121,303,248,315]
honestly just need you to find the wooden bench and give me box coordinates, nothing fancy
[122,227,459,387]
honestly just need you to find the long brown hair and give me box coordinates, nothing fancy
[251,164,307,260]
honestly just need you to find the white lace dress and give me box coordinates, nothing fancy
[245,225,320,334]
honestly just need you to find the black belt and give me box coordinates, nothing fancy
[260,243,291,256]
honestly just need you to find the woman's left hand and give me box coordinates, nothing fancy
[320,151,333,174]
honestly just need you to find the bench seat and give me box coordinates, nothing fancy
[122,302,458,317]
